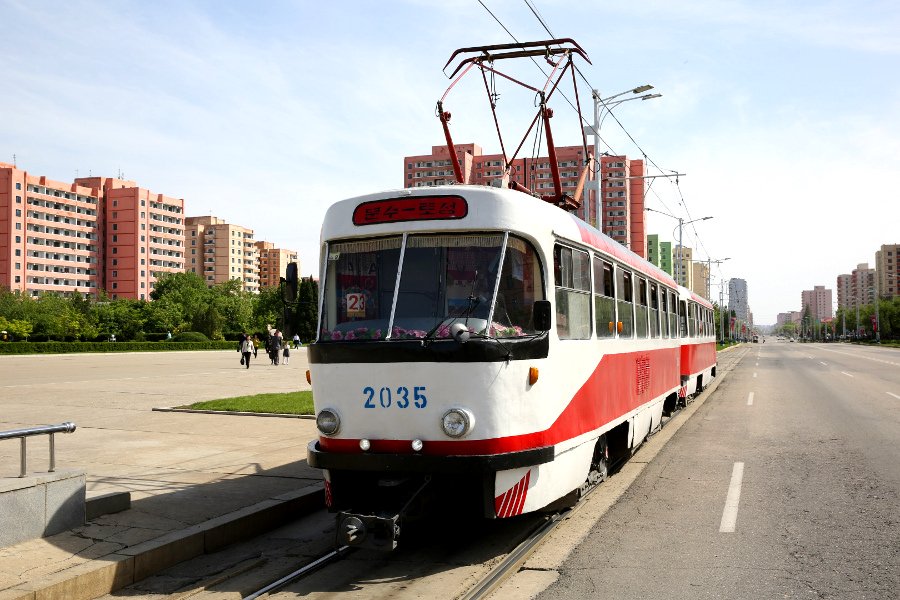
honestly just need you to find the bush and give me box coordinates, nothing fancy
[171,331,209,342]
[0,341,235,354]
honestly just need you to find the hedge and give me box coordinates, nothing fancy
[0,341,236,354]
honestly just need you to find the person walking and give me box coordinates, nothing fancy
[292,333,300,349]
[271,330,282,365]
[240,335,254,369]
[282,344,290,365]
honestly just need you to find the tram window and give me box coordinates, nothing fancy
[593,256,615,338]
[635,277,649,339]
[660,288,669,337]
[320,236,402,340]
[679,300,688,338]
[668,291,678,337]
[493,236,545,337]
[616,267,634,338]
[649,282,660,339]
[688,302,697,337]
[554,244,591,339]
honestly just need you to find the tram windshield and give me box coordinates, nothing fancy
[320,233,544,341]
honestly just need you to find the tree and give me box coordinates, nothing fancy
[294,276,319,342]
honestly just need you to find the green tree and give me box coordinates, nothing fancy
[252,285,283,334]
[294,276,319,342]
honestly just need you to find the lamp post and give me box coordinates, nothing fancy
[644,207,713,287]
[583,85,660,229]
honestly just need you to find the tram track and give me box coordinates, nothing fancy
[222,349,748,600]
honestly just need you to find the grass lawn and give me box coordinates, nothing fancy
[181,391,314,415]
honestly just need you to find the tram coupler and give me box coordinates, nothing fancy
[337,511,401,550]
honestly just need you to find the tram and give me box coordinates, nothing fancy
[306,184,717,549]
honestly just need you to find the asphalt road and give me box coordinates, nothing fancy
[535,341,900,599]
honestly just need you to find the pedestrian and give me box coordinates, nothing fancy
[271,330,282,365]
[282,344,290,364]
[240,335,254,369]
[292,333,300,349]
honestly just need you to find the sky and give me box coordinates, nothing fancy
[2,0,899,324]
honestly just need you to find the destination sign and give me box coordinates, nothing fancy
[352,196,468,225]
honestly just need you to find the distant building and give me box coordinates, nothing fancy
[674,245,694,289]
[403,144,646,257]
[255,240,299,289]
[836,273,852,311]
[875,243,899,299]
[691,260,710,300]
[729,278,750,324]
[850,263,875,308]
[800,285,833,322]
[185,216,258,293]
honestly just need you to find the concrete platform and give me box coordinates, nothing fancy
[0,349,323,600]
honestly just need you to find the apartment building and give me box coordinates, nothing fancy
[836,273,852,310]
[1,162,102,297]
[850,263,875,307]
[729,278,750,324]
[800,285,833,322]
[403,145,647,257]
[185,216,259,293]
[75,177,185,300]
[691,261,710,300]
[875,243,899,299]
[256,240,299,289]
[674,245,694,289]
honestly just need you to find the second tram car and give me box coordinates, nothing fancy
[307,185,716,548]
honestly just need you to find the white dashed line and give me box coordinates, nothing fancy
[753,372,757,378]
[747,392,754,406]
[841,371,854,378]
[887,392,900,400]
[720,462,745,533]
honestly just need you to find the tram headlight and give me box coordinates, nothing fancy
[441,408,474,438]
[316,408,341,436]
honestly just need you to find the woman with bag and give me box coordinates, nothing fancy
[240,335,254,369]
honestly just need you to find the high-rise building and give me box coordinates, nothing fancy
[728,278,750,323]
[800,285,833,322]
[75,176,185,300]
[647,234,661,267]
[836,273,852,310]
[403,145,646,257]
[185,216,258,293]
[875,243,899,299]
[691,261,710,300]
[1,163,102,297]
[850,263,875,308]
[255,240,299,289]
[674,245,694,289]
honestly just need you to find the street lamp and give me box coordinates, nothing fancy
[644,207,713,286]
[582,85,661,229]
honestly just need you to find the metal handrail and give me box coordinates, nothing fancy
[0,422,77,478]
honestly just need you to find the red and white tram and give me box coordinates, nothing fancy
[306,184,716,548]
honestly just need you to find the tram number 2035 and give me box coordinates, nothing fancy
[363,386,427,409]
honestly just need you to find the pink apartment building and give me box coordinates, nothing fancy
[76,177,185,300]
[403,145,646,257]
[255,240,299,289]
[1,162,102,297]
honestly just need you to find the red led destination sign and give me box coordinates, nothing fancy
[352,195,468,226]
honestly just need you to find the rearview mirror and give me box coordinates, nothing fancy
[533,300,551,332]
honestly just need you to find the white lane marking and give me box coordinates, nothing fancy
[747,392,754,406]
[841,371,854,378]
[819,361,828,366]
[720,462,745,533]
[888,392,900,400]
[817,346,900,367]
[807,355,814,359]
[755,362,759,367]
[753,372,757,378]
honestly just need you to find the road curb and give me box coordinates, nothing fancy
[152,407,315,419]
[1,485,325,600]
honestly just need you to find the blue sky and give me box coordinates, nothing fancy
[2,0,898,323]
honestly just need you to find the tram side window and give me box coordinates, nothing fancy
[660,287,669,337]
[688,302,697,337]
[668,291,678,337]
[554,244,591,339]
[679,300,688,338]
[593,256,616,338]
[635,277,649,339]
[616,267,634,338]
[649,282,660,338]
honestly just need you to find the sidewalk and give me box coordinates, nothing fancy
[0,350,324,600]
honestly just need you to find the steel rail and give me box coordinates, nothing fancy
[0,422,76,477]
[241,545,352,600]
